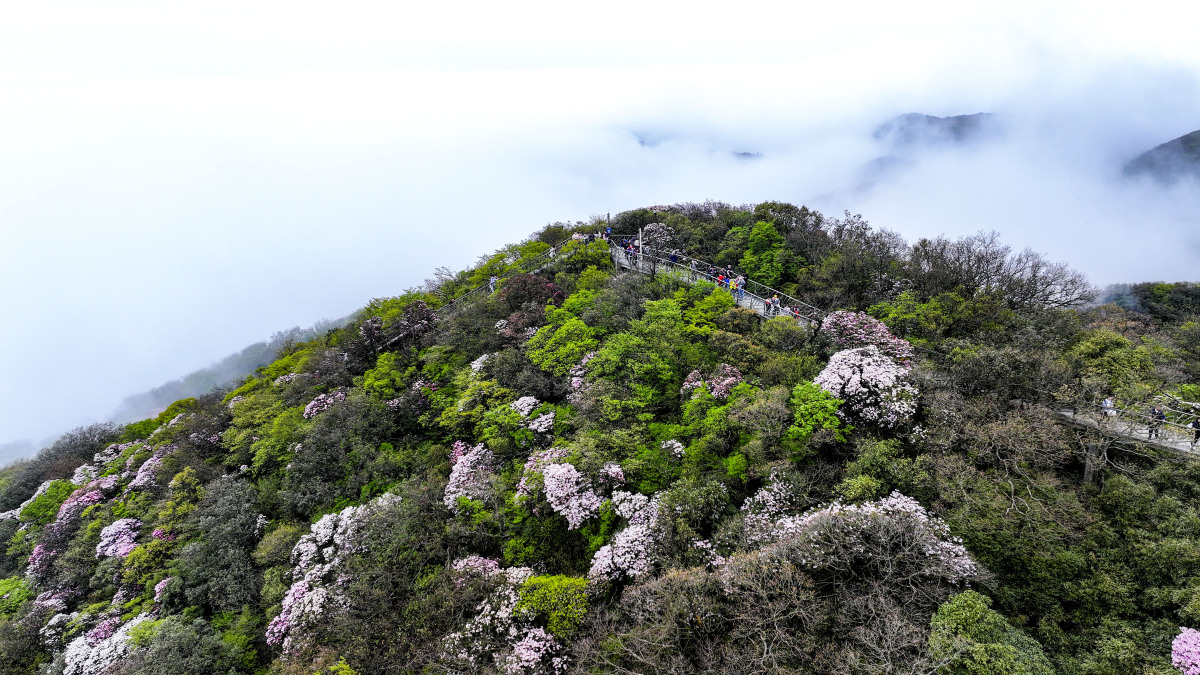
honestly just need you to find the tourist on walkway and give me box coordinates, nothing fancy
[1149,405,1166,439]
[489,276,497,293]
[1101,397,1116,417]
[689,259,697,281]
[1191,418,1200,448]
[735,275,745,300]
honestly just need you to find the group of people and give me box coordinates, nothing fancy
[1102,398,1200,448]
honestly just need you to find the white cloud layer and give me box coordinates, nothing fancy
[2,0,1200,459]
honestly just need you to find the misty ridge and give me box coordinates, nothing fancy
[108,317,349,426]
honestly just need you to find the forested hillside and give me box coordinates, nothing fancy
[3,202,1200,674]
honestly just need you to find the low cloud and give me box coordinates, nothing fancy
[2,7,1200,460]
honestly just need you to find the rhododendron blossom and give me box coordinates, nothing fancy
[443,565,537,670]
[267,493,402,653]
[814,345,918,427]
[470,353,493,372]
[680,364,743,399]
[526,411,555,434]
[153,577,172,603]
[599,463,625,485]
[1174,627,1200,675]
[661,439,684,459]
[128,445,177,490]
[751,491,976,584]
[61,613,150,675]
[820,311,914,363]
[444,444,495,512]
[541,463,602,529]
[511,396,540,417]
[515,447,569,501]
[451,556,502,585]
[499,627,568,675]
[303,388,348,418]
[96,518,141,558]
[589,491,661,582]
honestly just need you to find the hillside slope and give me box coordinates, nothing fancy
[2,203,1200,674]
[1124,129,1200,182]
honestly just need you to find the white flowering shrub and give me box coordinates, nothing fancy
[541,464,602,530]
[499,627,568,675]
[444,444,495,512]
[589,491,660,583]
[266,493,402,654]
[511,396,541,417]
[813,345,919,427]
[61,613,150,675]
[95,518,141,558]
[443,565,536,670]
[749,491,976,585]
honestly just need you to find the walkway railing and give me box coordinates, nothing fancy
[608,242,824,323]
[378,241,592,352]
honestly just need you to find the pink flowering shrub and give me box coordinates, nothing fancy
[599,463,626,486]
[589,491,660,583]
[680,364,743,399]
[96,518,141,558]
[444,444,495,512]
[499,627,568,675]
[567,352,596,405]
[1175,627,1200,675]
[541,464,602,529]
[303,387,348,419]
[680,370,704,397]
[127,444,177,490]
[661,439,684,459]
[26,544,56,581]
[86,615,121,644]
[452,556,502,586]
[61,613,150,675]
[153,577,172,603]
[814,345,918,427]
[516,448,570,502]
[820,310,915,363]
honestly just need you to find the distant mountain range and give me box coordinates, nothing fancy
[873,112,998,148]
[1124,129,1200,182]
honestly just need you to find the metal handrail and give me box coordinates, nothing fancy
[608,242,824,323]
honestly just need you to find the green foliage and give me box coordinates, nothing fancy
[737,221,789,287]
[0,576,31,618]
[121,417,161,442]
[1068,329,1155,391]
[929,591,1053,675]
[18,479,73,526]
[783,381,850,456]
[526,315,598,376]
[360,351,408,400]
[836,439,932,503]
[515,575,590,638]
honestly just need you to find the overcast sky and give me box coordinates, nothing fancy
[2,1,1199,462]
